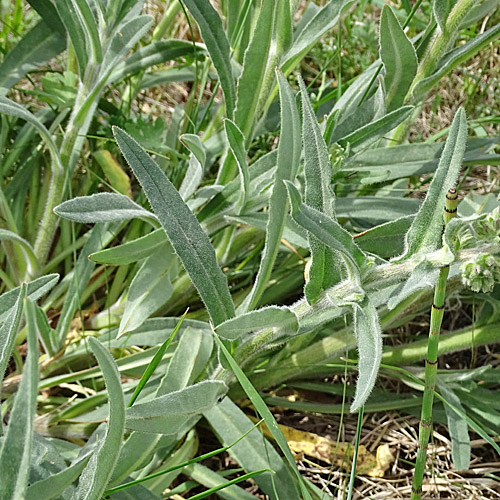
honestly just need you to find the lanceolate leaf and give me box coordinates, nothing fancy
[412,23,500,101]
[224,120,250,213]
[182,0,236,119]
[398,108,467,259]
[0,298,39,500]
[240,71,301,312]
[379,6,417,111]
[0,274,59,324]
[437,380,471,471]
[0,285,25,389]
[350,297,382,412]
[113,127,235,326]
[0,21,65,94]
[285,182,366,274]
[54,193,156,223]
[299,78,341,303]
[216,306,299,340]
[73,338,125,500]
[281,0,354,73]
[125,381,227,434]
[434,0,452,32]
[234,0,275,141]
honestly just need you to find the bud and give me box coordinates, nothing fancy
[460,252,500,293]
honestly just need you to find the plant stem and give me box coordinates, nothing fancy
[411,187,458,500]
[391,0,478,144]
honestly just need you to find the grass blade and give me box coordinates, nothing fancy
[73,337,126,500]
[0,297,39,500]
[113,126,235,326]
[128,311,187,407]
[213,334,313,500]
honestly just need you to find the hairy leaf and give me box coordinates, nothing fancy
[113,127,235,326]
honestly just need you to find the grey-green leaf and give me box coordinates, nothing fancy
[89,229,167,265]
[119,245,176,336]
[216,306,299,341]
[182,0,236,118]
[73,337,125,500]
[239,70,301,312]
[398,108,467,259]
[0,285,26,389]
[179,134,206,201]
[379,6,417,111]
[113,127,235,326]
[0,274,58,324]
[125,381,227,434]
[438,380,471,471]
[54,193,156,223]
[0,298,38,500]
[350,297,382,412]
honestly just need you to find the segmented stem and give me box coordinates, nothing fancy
[411,187,458,500]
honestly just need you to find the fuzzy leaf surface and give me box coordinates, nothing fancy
[114,127,235,325]
[54,193,155,223]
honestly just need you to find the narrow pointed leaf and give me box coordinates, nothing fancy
[213,335,312,500]
[299,78,340,302]
[240,71,301,312]
[54,193,155,223]
[89,229,166,265]
[0,298,39,500]
[73,337,125,500]
[125,381,227,434]
[350,297,382,412]
[179,134,206,201]
[0,285,25,389]
[285,181,365,273]
[182,0,236,119]
[380,6,417,111]
[398,108,467,259]
[113,127,235,326]
[0,274,58,324]
[216,306,298,340]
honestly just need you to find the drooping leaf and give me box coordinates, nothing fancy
[379,6,417,111]
[0,22,65,95]
[0,298,39,500]
[182,0,236,119]
[437,380,471,471]
[125,381,228,434]
[350,297,383,412]
[113,127,235,326]
[240,70,301,312]
[397,108,467,260]
[73,337,125,500]
[94,150,132,197]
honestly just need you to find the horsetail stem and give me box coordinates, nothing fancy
[411,187,459,500]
